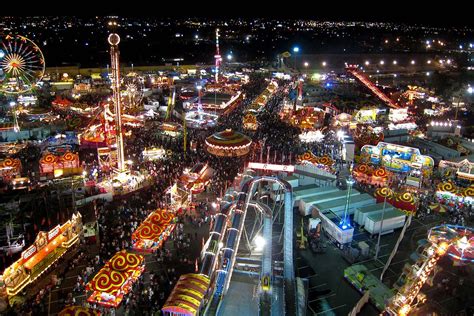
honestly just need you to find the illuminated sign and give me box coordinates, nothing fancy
[48,225,61,241]
[248,162,295,172]
[22,245,37,261]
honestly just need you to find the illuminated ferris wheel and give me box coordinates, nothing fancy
[0,34,45,94]
[121,72,144,108]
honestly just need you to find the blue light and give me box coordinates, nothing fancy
[0,50,4,58]
[293,46,300,53]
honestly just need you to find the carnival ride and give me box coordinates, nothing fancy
[345,224,474,315]
[0,35,45,94]
[201,176,296,316]
[205,129,252,158]
[384,224,474,315]
[121,72,144,108]
[0,35,45,133]
[345,65,400,109]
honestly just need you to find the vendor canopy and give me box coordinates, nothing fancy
[162,273,210,316]
[132,209,175,242]
[87,250,144,296]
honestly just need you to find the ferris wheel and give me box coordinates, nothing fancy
[121,72,144,108]
[0,35,45,94]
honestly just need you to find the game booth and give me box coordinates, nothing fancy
[1,213,83,298]
[162,273,210,316]
[86,250,145,308]
[352,164,392,187]
[374,187,417,214]
[39,151,82,179]
[296,151,336,177]
[132,209,176,252]
[0,158,22,183]
[436,181,474,206]
[438,159,474,182]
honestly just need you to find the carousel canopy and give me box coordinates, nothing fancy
[205,129,252,157]
[162,273,210,316]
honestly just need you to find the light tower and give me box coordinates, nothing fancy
[108,33,126,173]
[214,28,222,83]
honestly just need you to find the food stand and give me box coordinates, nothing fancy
[1,213,82,297]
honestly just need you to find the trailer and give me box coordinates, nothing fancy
[354,203,395,227]
[293,185,339,206]
[312,193,375,218]
[364,209,406,235]
[299,189,360,216]
[314,209,354,247]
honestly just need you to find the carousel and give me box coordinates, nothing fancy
[205,129,252,157]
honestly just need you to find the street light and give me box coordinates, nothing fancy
[227,54,232,61]
[322,61,327,67]
[292,46,300,71]
[365,60,370,66]
[304,61,309,67]
[375,188,393,260]
[254,235,266,251]
[379,60,385,65]
[340,175,355,231]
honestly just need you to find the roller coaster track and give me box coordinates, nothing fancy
[203,176,296,316]
[346,66,400,109]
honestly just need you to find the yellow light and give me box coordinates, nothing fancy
[436,242,449,255]
[399,304,411,316]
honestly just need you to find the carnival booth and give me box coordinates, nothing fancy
[296,151,336,176]
[39,151,81,178]
[439,159,474,182]
[374,187,417,214]
[243,113,258,131]
[142,147,167,161]
[86,250,145,308]
[1,213,82,297]
[436,181,474,206]
[352,164,392,187]
[59,306,100,316]
[0,158,22,182]
[162,273,210,316]
[132,209,176,252]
